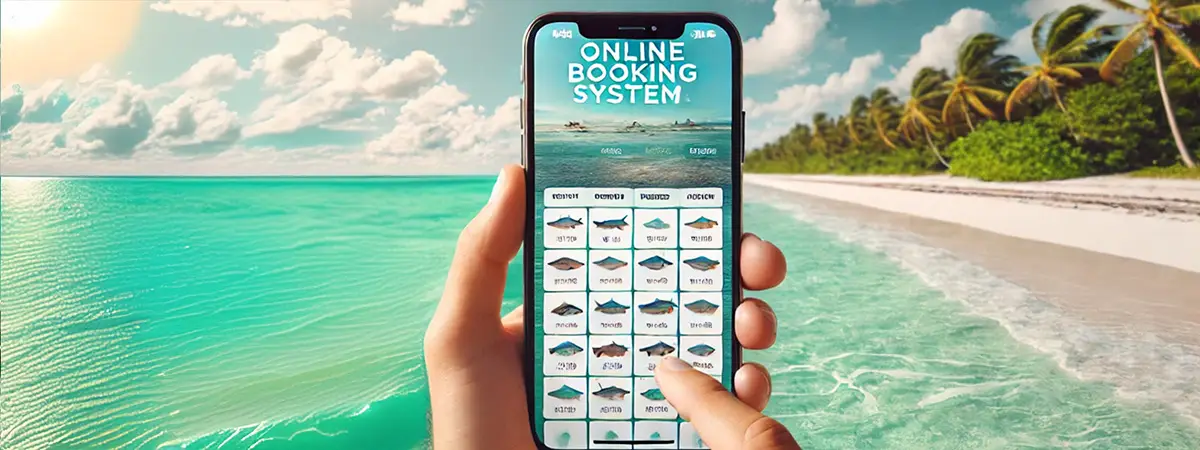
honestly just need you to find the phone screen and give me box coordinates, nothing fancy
[527,19,738,449]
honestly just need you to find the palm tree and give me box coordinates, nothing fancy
[846,95,869,144]
[942,33,1021,131]
[867,87,901,149]
[1006,5,1117,120]
[1099,0,1199,168]
[811,112,832,151]
[899,67,952,169]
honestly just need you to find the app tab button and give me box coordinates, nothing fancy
[679,292,722,336]
[545,421,588,449]
[679,336,723,376]
[590,188,635,207]
[633,209,678,249]
[588,335,633,376]
[632,188,679,208]
[544,249,588,292]
[680,188,722,208]
[545,188,591,208]
[679,208,722,249]
[544,335,587,376]
[633,377,677,420]
[633,292,679,336]
[588,377,634,420]
[588,292,633,335]
[544,208,588,249]
[544,292,588,335]
[633,336,679,377]
[589,208,634,249]
[679,250,723,291]
[590,420,634,449]
[589,249,633,291]
[544,377,588,419]
[633,420,678,449]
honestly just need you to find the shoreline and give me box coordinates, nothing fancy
[746,174,1200,273]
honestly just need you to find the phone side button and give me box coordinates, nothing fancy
[740,110,746,163]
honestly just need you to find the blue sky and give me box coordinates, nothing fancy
[0,0,1137,175]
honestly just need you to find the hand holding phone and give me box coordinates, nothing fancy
[423,164,793,450]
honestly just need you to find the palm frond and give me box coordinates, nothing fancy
[1006,75,1043,120]
[964,91,997,118]
[1160,27,1200,67]
[1098,0,1144,13]
[1101,25,1149,81]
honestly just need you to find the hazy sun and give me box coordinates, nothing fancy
[0,0,61,30]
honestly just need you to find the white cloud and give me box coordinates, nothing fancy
[146,94,242,153]
[744,0,831,75]
[245,24,447,137]
[884,8,995,93]
[166,54,252,93]
[748,52,885,121]
[366,83,520,163]
[148,0,351,27]
[390,0,475,29]
[63,81,155,157]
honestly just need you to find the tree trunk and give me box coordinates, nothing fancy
[1151,39,1196,168]
[924,128,951,169]
[874,117,898,149]
[961,101,976,132]
[1053,87,1077,136]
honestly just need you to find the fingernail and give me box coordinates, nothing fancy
[658,356,692,372]
[488,169,506,204]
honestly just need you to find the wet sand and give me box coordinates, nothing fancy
[745,178,1200,348]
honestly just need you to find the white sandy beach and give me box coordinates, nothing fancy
[746,174,1200,274]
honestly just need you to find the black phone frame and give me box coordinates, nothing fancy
[521,11,744,449]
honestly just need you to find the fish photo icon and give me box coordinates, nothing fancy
[547,257,584,271]
[592,341,629,357]
[592,256,628,270]
[594,216,629,230]
[639,341,676,356]
[640,388,666,401]
[642,218,671,230]
[687,343,716,357]
[550,302,583,316]
[594,299,630,314]
[592,385,630,400]
[684,216,719,229]
[638,255,674,270]
[682,256,720,271]
[548,341,584,356]
[638,299,678,315]
[546,216,583,229]
[684,299,720,314]
[547,385,584,400]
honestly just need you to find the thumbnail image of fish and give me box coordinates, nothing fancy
[638,299,678,315]
[683,256,720,271]
[685,217,719,229]
[594,299,630,314]
[548,385,584,400]
[593,385,630,400]
[594,215,629,230]
[592,341,629,358]
[642,218,671,230]
[684,299,720,314]
[640,388,666,401]
[687,343,716,357]
[604,430,620,440]
[638,255,674,270]
[592,256,628,271]
[547,257,584,271]
[639,341,676,357]
[548,341,584,356]
[550,302,583,316]
[547,216,583,229]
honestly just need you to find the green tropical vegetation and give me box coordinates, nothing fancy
[745,1,1200,181]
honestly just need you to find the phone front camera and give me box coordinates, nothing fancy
[650,25,658,31]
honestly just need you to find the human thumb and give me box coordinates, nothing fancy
[655,356,801,450]
[430,164,526,334]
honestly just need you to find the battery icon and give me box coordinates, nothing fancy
[705,30,716,38]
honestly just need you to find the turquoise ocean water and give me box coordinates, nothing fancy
[2,177,1198,449]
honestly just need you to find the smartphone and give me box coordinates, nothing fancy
[522,12,743,449]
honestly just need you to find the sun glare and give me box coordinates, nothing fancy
[0,0,60,30]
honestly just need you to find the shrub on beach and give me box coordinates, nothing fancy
[947,114,1091,182]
